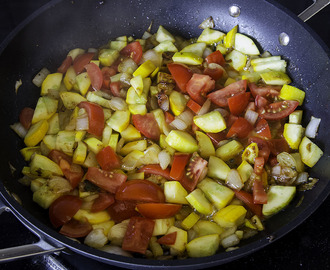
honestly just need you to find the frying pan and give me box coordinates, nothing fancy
[0,0,329,269]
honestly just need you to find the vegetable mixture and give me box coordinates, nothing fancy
[13,18,323,259]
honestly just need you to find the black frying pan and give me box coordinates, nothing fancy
[0,0,329,269]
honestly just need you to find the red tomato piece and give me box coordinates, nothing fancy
[207,80,247,107]
[203,64,224,81]
[255,95,269,109]
[246,101,256,112]
[186,74,215,105]
[73,52,95,74]
[248,83,281,98]
[109,81,122,97]
[48,149,72,164]
[57,56,72,74]
[96,146,121,171]
[91,193,115,213]
[115,179,165,203]
[157,232,177,245]
[78,101,104,137]
[255,118,272,139]
[226,117,253,139]
[122,216,155,254]
[179,174,198,192]
[85,62,103,91]
[165,111,175,124]
[120,41,143,64]
[170,153,191,181]
[234,190,262,217]
[107,200,140,223]
[205,50,226,66]
[136,203,182,219]
[59,219,92,238]
[86,167,127,194]
[226,114,239,128]
[138,164,171,180]
[186,99,202,114]
[248,136,271,162]
[253,177,268,204]
[259,100,299,121]
[49,195,82,228]
[206,131,227,147]
[101,66,116,89]
[227,92,251,116]
[59,159,84,189]
[269,138,289,156]
[186,153,208,190]
[19,107,34,130]
[254,157,265,175]
[132,113,161,141]
[167,63,193,93]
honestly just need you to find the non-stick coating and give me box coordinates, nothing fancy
[0,0,329,269]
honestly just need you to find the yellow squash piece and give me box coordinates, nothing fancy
[120,124,141,141]
[98,49,119,66]
[279,84,305,105]
[30,154,63,177]
[107,110,130,132]
[283,123,304,150]
[241,142,259,164]
[172,52,203,65]
[165,130,198,153]
[234,33,260,55]
[186,234,220,258]
[197,28,225,45]
[213,205,247,228]
[181,212,200,230]
[63,66,77,90]
[185,188,213,215]
[193,111,226,133]
[224,25,238,48]
[207,155,231,181]
[164,181,189,204]
[41,73,63,95]
[181,42,207,57]
[169,91,187,116]
[60,91,87,110]
[24,120,49,147]
[133,60,156,78]
[260,71,291,85]
[84,137,104,154]
[31,96,58,124]
[166,226,188,253]
[216,140,244,161]
[196,131,215,158]
[74,209,110,225]
[225,49,247,71]
[299,136,323,167]
[130,75,144,95]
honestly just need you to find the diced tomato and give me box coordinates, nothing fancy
[59,159,84,189]
[186,153,208,189]
[59,219,92,238]
[101,66,116,89]
[269,138,289,156]
[259,100,299,121]
[207,80,247,107]
[228,92,251,116]
[49,195,82,228]
[253,177,268,204]
[120,41,143,64]
[255,118,272,139]
[203,64,224,81]
[186,99,202,114]
[107,200,140,223]
[96,146,121,171]
[234,190,262,217]
[85,62,103,91]
[109,81,122,97]
[170,153,191,181]
[226,117,253,139]
[205,50,225,66]
[78,101,104,137]
[186,74,215,105]
[167,63,192,93]
[132,113,161,141]
[115,179,165,203]
[48,149,72,164]
[165,111,175,124]
[19,107,34,130]
[138,164,171,180]
[157,231,177,245]
[226,114,239,128]
[255,95,269,108]
[86,167,127,194]
[91,192,115,213]
[136,203,182,219]
[73,52,95,74]
[248,136,271,162]
[248,83,281,98]
[254,157,265,175]
[122,216,155,254]
[57,56,72,74]
[206,131,227,147]
[269,156,279,167]
[246,101,256,112]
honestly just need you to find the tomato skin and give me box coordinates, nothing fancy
[115,179,165,203]
[109,81,122,97]
[86,167,127,194]
[205,50,225,66]
[57,56,72,73]
[248,136,271,162]
[48,149,72,164]
[226,117,253,139]
[19,107,34,130]
[101,66,116,89]
[253,177,268,204]
[107,200,140,223]
[136,203,182,219]
[165,111,175,124]
[96,146,121,171]
[206,131,227,147]
[157,231,177,245]
[78,101,104,137]
[120,41,143,64]
[59,159,84,189]
[73,52,95,74]
[138,164,171,180]
[228,92,251,116]
[122,216,155,254]
[186,74,215,105]
[85,62,103,91]
[186,99,202,114]
[255,118,272,139]
[269,138,289,156]
[248,83,281,98]
[207,80,247,107]
[203,65,224,81]
[259,100,299,121]
[255,95,269,109]
[91,193,115,213]
[234,190,262,217]
[132,113,161,141]
[254,157,265,175]
[49,195,82,228]
[170,153,191,181]
[167,63,192,93]
[59,219,92,238]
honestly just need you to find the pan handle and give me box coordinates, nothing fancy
[0,199,66,263]
[298,0,330,22]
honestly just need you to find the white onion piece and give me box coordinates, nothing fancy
[141,49,163,67]
[76,109,89,131]
[245,109,259,125]
[170,118,188,130]
[109,97,127,111]
[271,165,281,176]
[295,172,309,184]
[226,169,243,190]
[32,67,50,87]
[214,107,229,118]
[15,79,22,93]
[118,58,138,74]
[221,234,240,249]
[142,31,152,40]
[203,47,213,58]
[99,245,133,257]
[177,110,194,126]
[277,152,296,168]
[197,98,211,115]
[199,16,215,29]
[84,229,108,248]
[158,150,171,170]
[305,116,321,139]
[10,122,27,138]
[116,138,125,153]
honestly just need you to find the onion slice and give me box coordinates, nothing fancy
[305,116,321,139]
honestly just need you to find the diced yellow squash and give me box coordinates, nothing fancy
[169,91,187,116]
[213,205,247,228]
[241,142,259,164]
[67,48,85,60]
[102,125,112,145]
[32,96,58,124]
[30,177,47,192]
[74,209,110,225]
[120,140,147,156]
[237,160,254,183]
[260,71,291,85]
[110,40,127,51]
[126,77,151,105]
[197,28,225,45]
[279,84,305,105]
[24,119,49,147]
[291,152,305,173]
[181,212,200,230]
[185,189,213,215]
[98,49,119,66]
[130,75,144,95]
[245,219,257,230]
[216,140,244,161]
[120,124,141,141]
[86,92,111,108]
[251,215,264,231]
[172,52,203,65]
[107,110,130,132]
[283,123,304,150]
[299,136,323,167]
[224,25,238,48]
[196,131,215,158]
[186,234,220,257]
[75,72,91,96]
[108,220,129,246]
[83,151,98,168]
[181,42,206,57]
[92,220,115,236]
[127,172,144,180]
[207,155,231,180]
[154,41,178,53]
[73,141,87,165]
[156,25,175,43]
[193,220,224,236]
[30,154,63,177]
[224,77,236,87]
[121,150,144,171]
[225,49,247,71]
[216,43,227,55]
[289,110,303,124]
[164,181,189,205]
[165,130,198,153]
[60,91,87,110]
[20,146,40,161]
[133,60,156,78]
[108,133,119,150]
[149,236,164,257]
[41,73,63,95]
[152,218,175,236]
[151,109,167,134]
[84,137,104,154]
[193,111,226,133]
[234,33,260,55]
[63,66,77,90]
[128,104,147,115]
[166,226,188,253]
[55,130,76,155]
[159,134,176,155]
[75,131,86,142]
[43,135,57,150]
[47,113,60,135]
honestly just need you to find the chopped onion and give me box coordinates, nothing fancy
[10,122,27,138]
[84,229,108,248]
[158,150,171,170]
[244,109,259,125]
[203,47,213,58]
[177,110,194,126]
[305,116,321,139]
[76,109,89,131]
[271,165,281,176]
[214,107,229,118]
[116,137,125,153]
[197,98,211,115]
[142,31,152,40]
[295,172,309,185]
[118,58,138,74]
[226,169,243,190]
[277,152,296,168]
[199,16,215,29]
[109,97,127,111]
[99,245,133,257]
[157,92,169,111]
[15,79,22,93]
[221,234,240,249]
[170,118,188,130]
[261,51,272,58]
[141,49,163,67]
[32,67,50,87]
